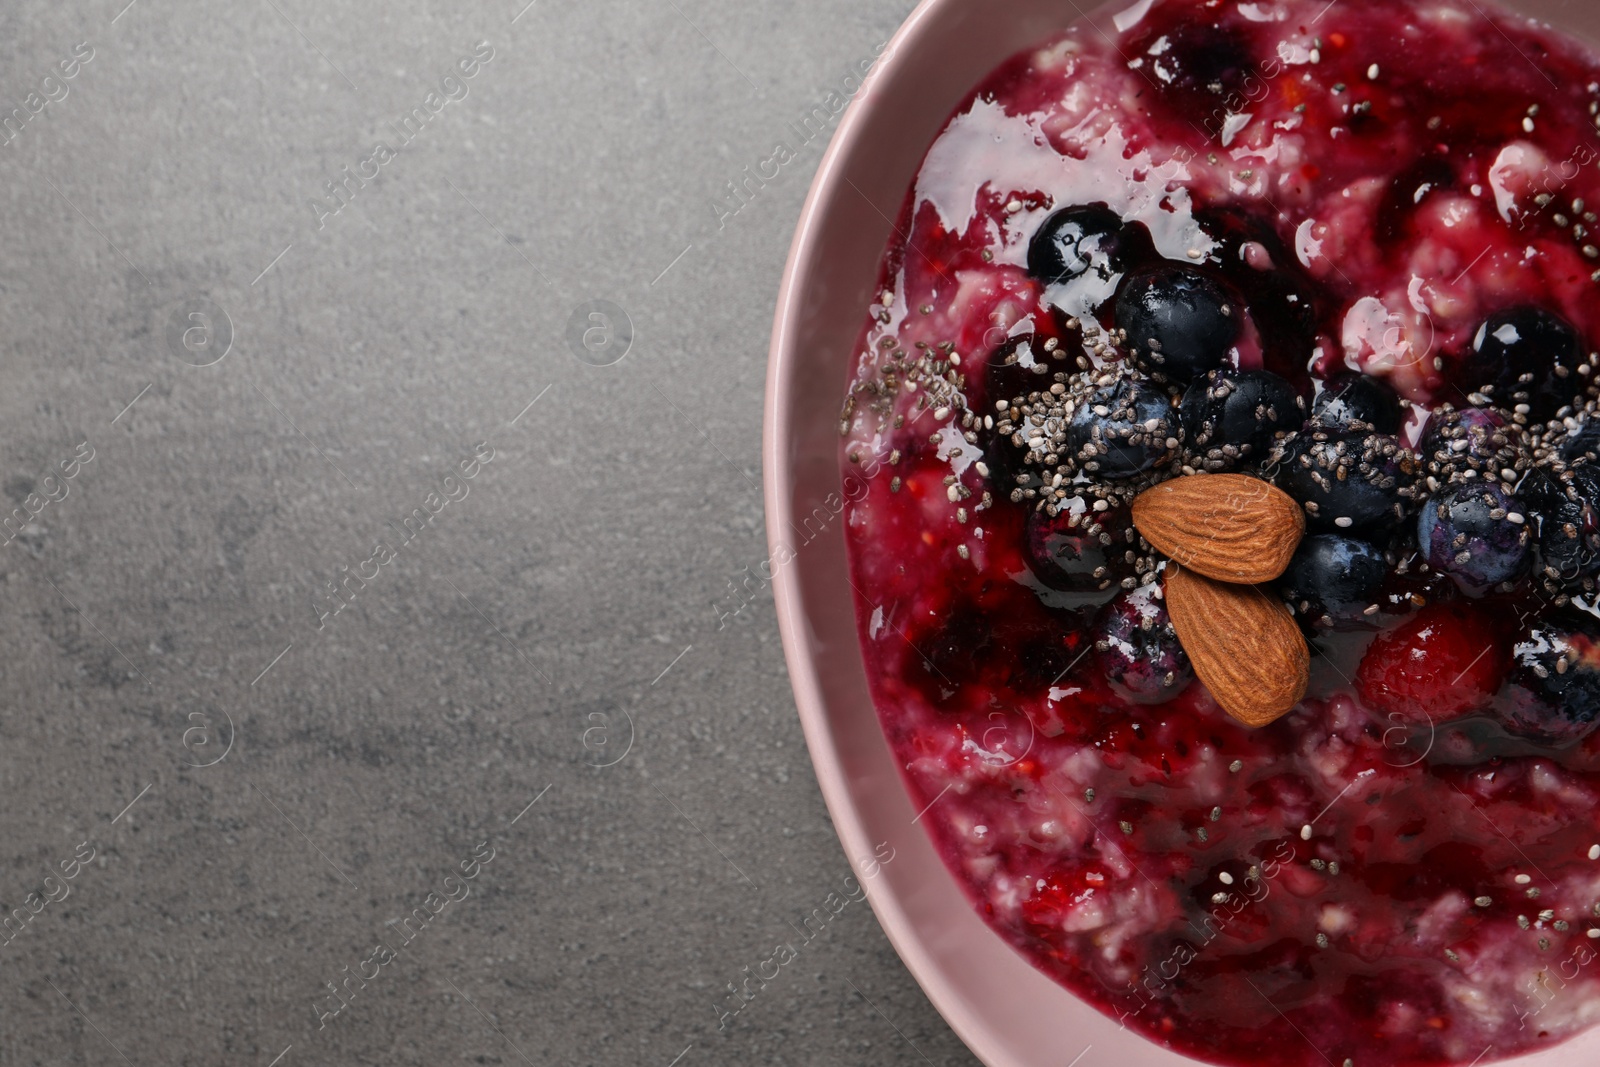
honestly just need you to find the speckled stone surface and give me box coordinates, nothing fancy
[0,1,984,1064]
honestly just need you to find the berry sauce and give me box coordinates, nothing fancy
[838,2,1600,1064]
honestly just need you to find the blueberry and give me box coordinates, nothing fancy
[1068,378,1178,479]
[1279,535,1389,630]
[1274,432,1419,533]
[1456,307,1585,421]
[1312,373,1403,435]
[1524,467,1600,583]
[1418,406,1524,484]
[1116,266,1240,383]
[1092,584,1191,704]
[1028,205,1128,284]
[1417,482,1533,593]
[1024,504,1134,593]
[1497,610,1600,745]
[1181,368,1305,471]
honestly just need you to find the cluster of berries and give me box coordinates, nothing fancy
[971,205,1600,743]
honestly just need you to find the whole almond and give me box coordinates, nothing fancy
[1164,565,1310,728]
[1132,474,1305,584]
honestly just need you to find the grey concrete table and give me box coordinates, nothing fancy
[0,0,985,1064]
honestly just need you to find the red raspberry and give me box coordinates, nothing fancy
[1355,603,1511,724]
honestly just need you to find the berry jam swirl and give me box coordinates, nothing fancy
[839,1,1600,1064]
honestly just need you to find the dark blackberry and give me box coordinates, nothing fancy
[1523,466,1600,587]
[1181,368,1305,472]
[1498,610,1600,746]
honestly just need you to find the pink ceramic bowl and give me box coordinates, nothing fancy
[764,1,1600,1064]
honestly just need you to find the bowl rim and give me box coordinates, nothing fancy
[763,1,1017,1062]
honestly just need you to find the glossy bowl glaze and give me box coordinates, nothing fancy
[764,1,1600,1064]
